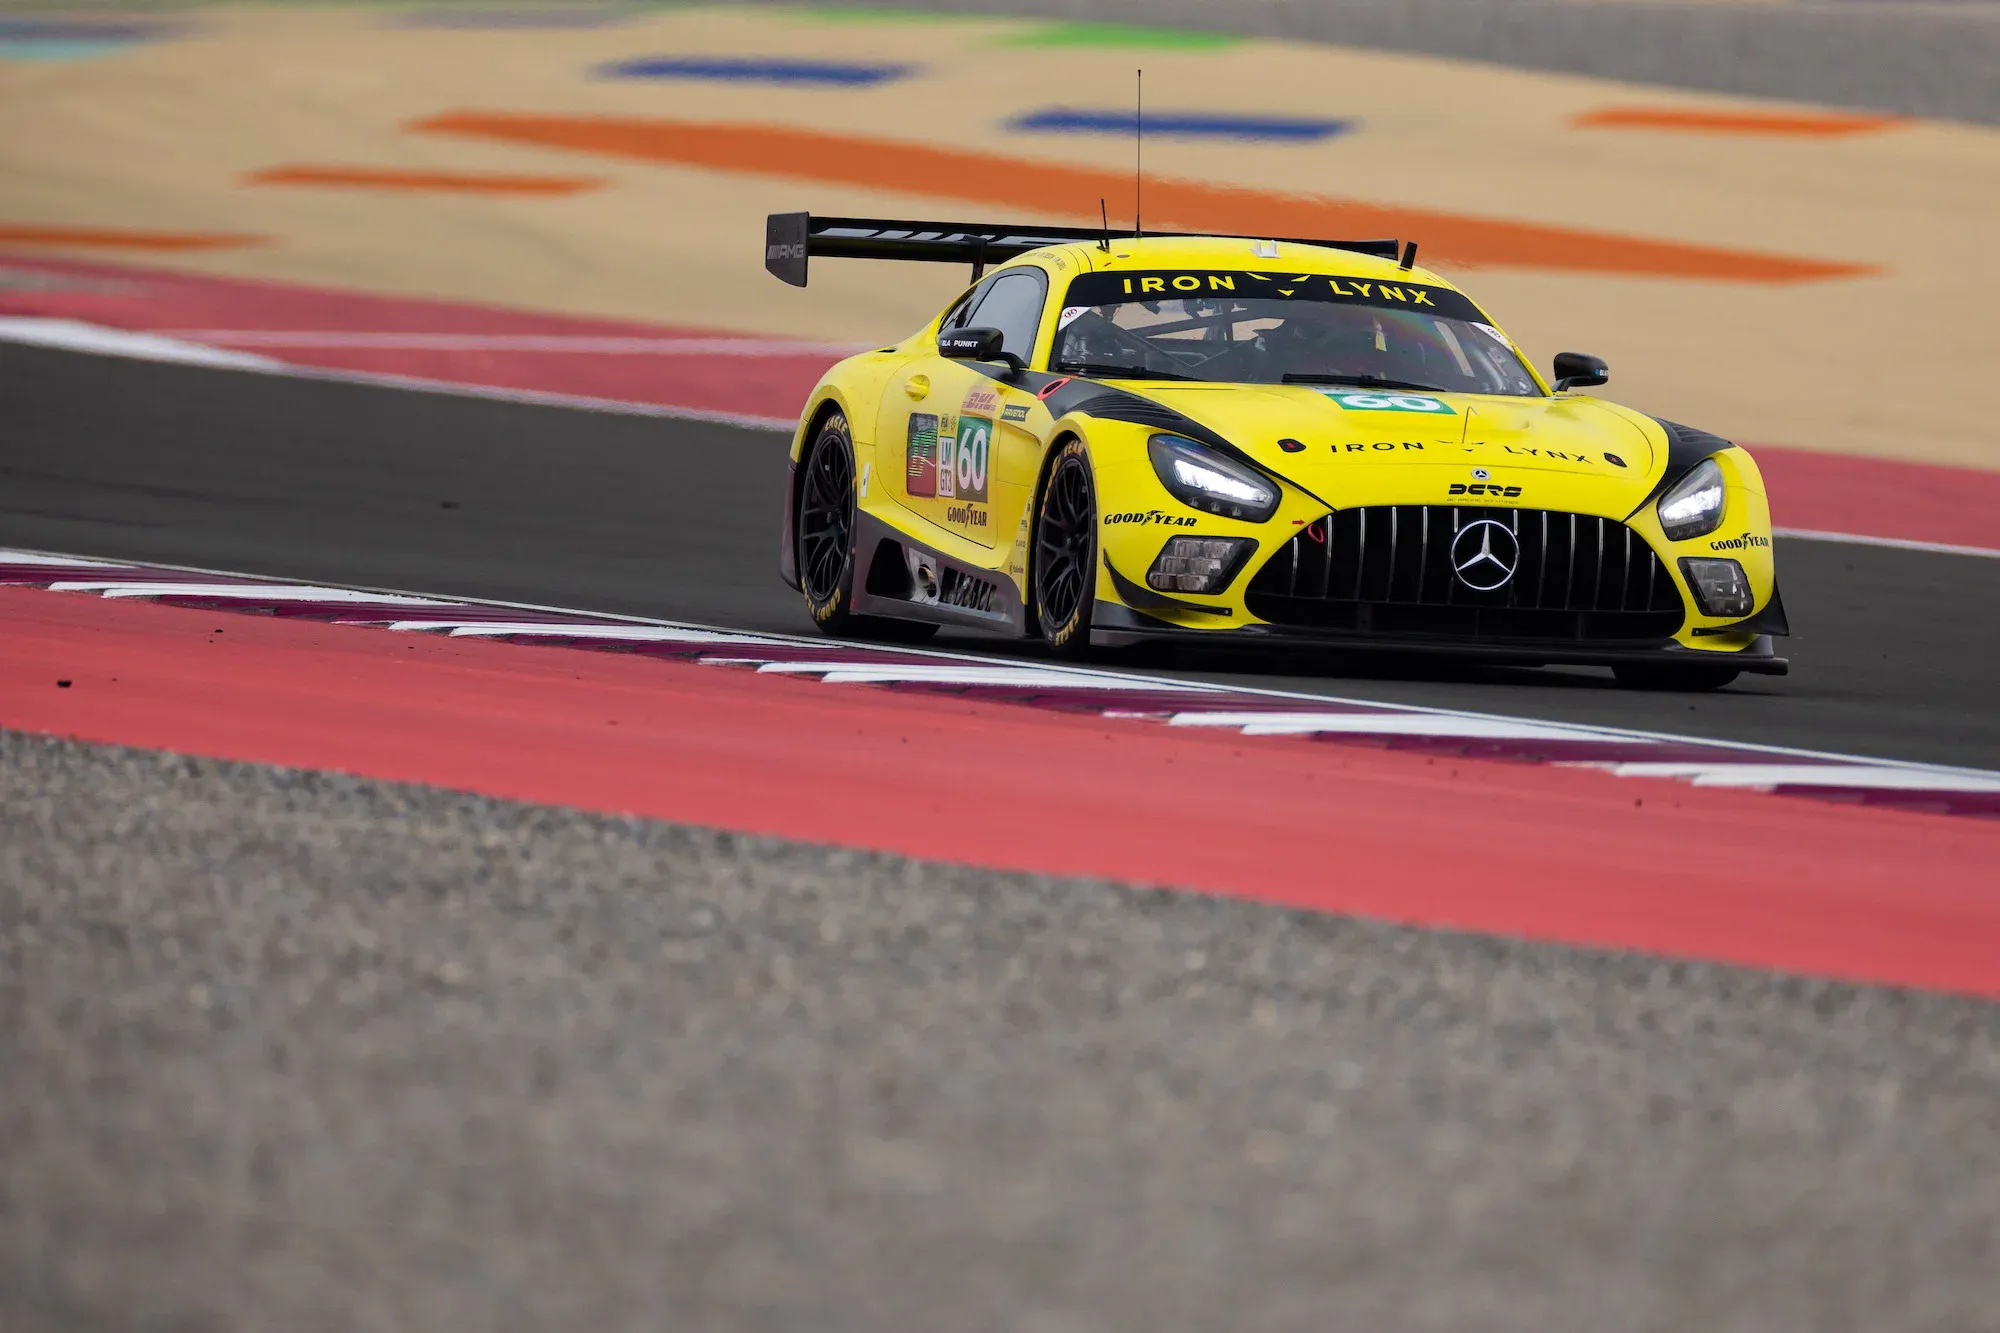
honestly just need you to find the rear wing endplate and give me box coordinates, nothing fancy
[764,212,1403,287]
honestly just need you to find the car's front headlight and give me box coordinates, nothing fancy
[1147,434,1280,522]
[1657,457,1726,541]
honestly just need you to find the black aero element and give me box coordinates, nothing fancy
[1551,351,1608,391]
[1629,417,1735,517]
[1246,506,1685,643]
[763,211,1402,286]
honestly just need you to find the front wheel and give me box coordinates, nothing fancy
[1033,439,1098,659]
[1613,662,1741,692]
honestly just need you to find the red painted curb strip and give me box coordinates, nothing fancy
[7,585,1999,997]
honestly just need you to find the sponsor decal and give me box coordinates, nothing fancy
[1336,440,1426,453]
[1708,532,1770,551]
[1448,482,1523,498]
[1501,446,1595,464]
[946,503,989,529]
[765,242,805,261]
[1325,391,1454,415]
[859,461,871,498]
[1277,437,1305,453]
[1063,271,1487,323]
[1001,402,1032,423]
[963,388,1000,416]
[1104,510,1198,527]
[1469,322,1512,347]
[1058,305,1088,328]
[948,413,991,503]
[905,413,940,498]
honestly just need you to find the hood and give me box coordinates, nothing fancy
[1123,382,1662,517]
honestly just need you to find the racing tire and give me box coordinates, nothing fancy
[1612,662,1741,692]
[1033,439,1098,660]
[796,413,938,643]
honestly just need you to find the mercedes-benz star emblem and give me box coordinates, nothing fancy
[1471,467,1490,480]
[1451,519,1520,591]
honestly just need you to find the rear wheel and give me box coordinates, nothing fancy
[796,413,937,642]
[1033,439,1098,659]
[1613,662,1740,692]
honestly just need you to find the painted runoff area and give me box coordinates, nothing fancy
[5,551,2000,999]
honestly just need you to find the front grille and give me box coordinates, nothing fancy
[1245,506,1685,642]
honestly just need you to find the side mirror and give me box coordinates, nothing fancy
[940,325,1024,373]
[1552,351,1608,392]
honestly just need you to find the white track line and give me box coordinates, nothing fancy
[1167,711,1624,741]
[49,581,459,606]
[0,317,797,431]
[0,317,280,371]
[1774,528,1999,560]
[158,331,864,357]
[393,621,781,645]
[749,662,1203,689]
[1597,763,2000,792]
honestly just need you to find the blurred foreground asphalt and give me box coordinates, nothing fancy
[5,730,1997,1333]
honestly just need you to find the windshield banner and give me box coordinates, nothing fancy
[1062,270,1487,323]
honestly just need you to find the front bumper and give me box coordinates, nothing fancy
[1089,599,1789,674]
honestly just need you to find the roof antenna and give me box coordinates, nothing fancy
[1399,240,1418,270]
[1134,68,1143,240]
[1098,197,1111,251]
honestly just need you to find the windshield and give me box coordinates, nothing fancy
[1051,269,1542,397]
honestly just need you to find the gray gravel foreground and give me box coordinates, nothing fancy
[850,0,2000,126]
[3,731,1998,1333]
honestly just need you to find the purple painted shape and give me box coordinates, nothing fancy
[692,643,946,668]
[1775,786,2000,819]
[1307,732,1844,768]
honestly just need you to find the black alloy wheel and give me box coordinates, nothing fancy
[1034,440,1097,658]
[796,415,868,636]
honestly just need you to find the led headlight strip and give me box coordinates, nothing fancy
[1657,457,1726,542]
[1147,434,1280,523]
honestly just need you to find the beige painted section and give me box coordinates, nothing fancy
[3,3,1996,469]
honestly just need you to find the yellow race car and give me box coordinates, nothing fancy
[768,213,1788,689]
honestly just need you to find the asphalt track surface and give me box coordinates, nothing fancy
[3,341,1996,771]
[7,729,2000,1333]
[825,0,2000,126]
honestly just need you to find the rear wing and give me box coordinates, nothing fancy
[763,212,1405,287]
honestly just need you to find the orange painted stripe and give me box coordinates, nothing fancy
[411,111,1873,283]
[243,164,605,195]
[0,225,263,252]
[1573,106,1906,138]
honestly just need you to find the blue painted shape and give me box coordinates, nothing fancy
[1009,108,1351,142]
[395,9,628,29]
[0,39,142,61]
[598,56,916,86]
[0,18,174,39]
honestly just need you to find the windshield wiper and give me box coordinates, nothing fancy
[1281,372,1452,393]
[1058,362,1202,383]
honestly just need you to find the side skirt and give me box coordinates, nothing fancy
[847,509,1033,637]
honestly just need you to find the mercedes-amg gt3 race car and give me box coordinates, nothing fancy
[768,213,1789,689]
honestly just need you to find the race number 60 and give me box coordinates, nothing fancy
[954,417,990,500]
